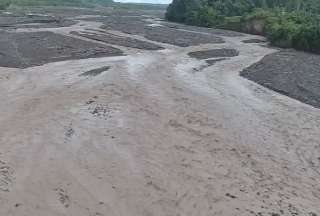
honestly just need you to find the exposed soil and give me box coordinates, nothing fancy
[0,6,319,216]
[188,48,239,59]
[241,50,320,108]
[0,31,122,68]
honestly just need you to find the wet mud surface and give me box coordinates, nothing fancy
[241,50,320,108]
[0,6,319,216]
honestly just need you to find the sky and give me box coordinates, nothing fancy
[115,0,172,4]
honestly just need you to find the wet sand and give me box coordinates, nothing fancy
[0,7,319,216]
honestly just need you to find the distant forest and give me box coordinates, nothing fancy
[166,0,320,53]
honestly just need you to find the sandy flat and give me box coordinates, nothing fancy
[0,7,319,216]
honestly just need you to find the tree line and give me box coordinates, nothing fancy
[166,0,320,53]
[166,0,320,23]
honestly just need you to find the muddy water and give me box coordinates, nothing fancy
[0,14,320,216]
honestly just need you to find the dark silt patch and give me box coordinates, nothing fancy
[80,66,110,77]
[0,32,123,68]
[188,49,239,60]
[241,50,320,108]
[71,31,163,50]
[242,38,267,44]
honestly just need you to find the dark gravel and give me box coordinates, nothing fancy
[72,31,164,50]
[144,26,224,47]
[0,12,75,29]
[242,38,267,43]
[162,22,244,37]
[206,58,227,65]
[241,50,320,108]
[80,66,110,76]
[188,49,239,60]
[0,32,123,68]
[100,16,150,35]
[15,6,111,18]
[100,16,224,47]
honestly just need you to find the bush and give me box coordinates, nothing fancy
[166,0,320,54]
[186,6,225,27]
[258,11,320,52]
[0,0,11,10]
[292,24,320,53]
[239,9,320,52]
[165,0,200,23]
[267,20,300,47]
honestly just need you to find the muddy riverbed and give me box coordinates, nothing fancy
[0,6,319,216]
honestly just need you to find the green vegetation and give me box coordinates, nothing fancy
[243,9,320,52]
[166,0,320,53]
[0,0,11,9]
